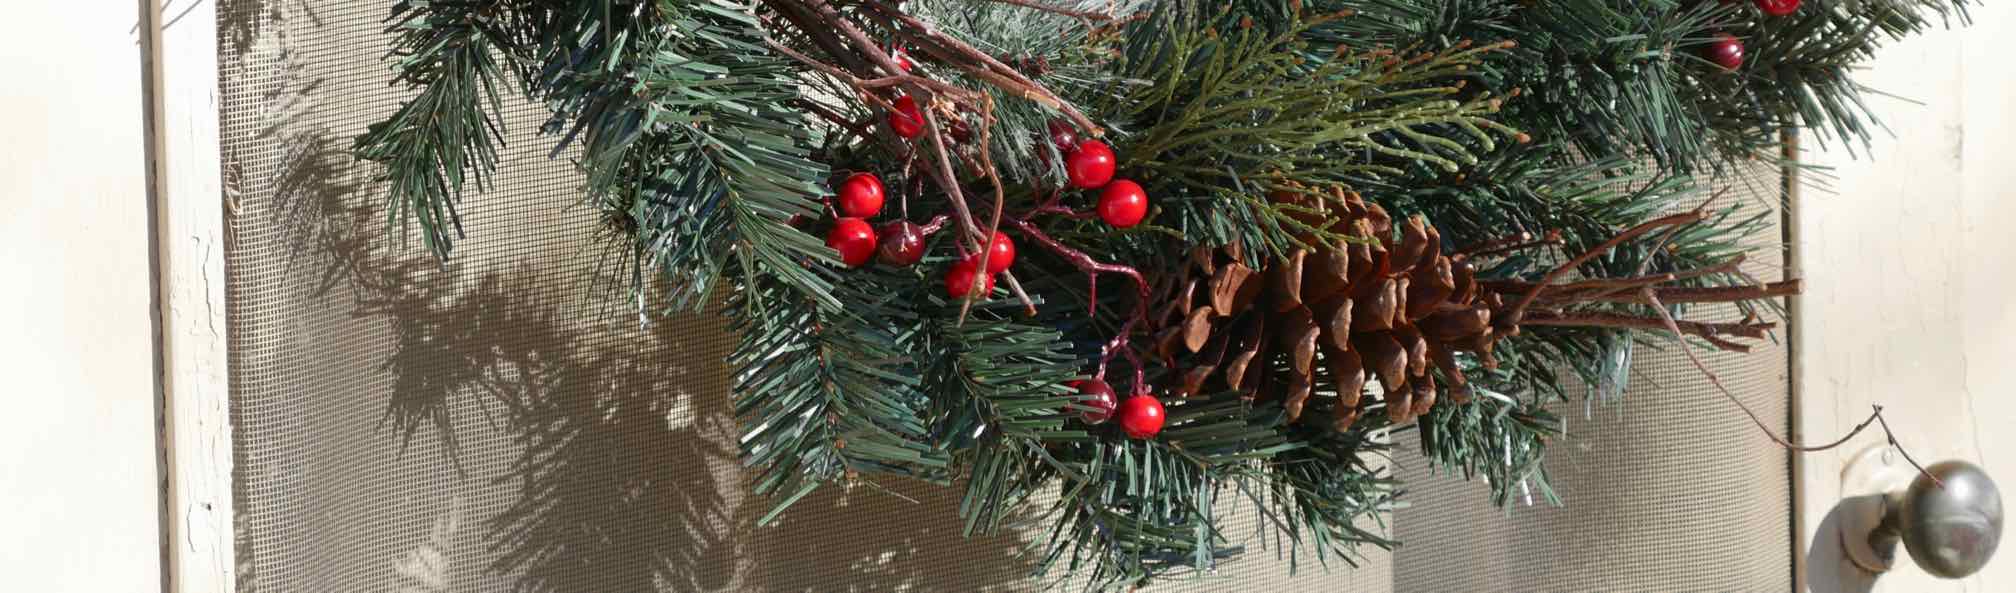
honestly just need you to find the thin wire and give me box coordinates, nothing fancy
[1637,287,1943,488]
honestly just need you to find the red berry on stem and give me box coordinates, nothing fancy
[982,231,1015,273]
[1071,380,1119,424]
[1705,33,1744,71]
[944,258,995,299]
[1065,140,1117,189]
[888,95,924,139]
[826,217,878,268]
[1097,179,1150,228]
[837,173,885,218]
[1117,394,1165,439]
[1755,0,1800,16]
[1046,120,1079,154]
[877,221,926,267]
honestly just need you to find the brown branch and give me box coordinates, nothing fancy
[763,39,973,102]
[1009,220,1149,311]
[765,0,881,78]
[970,96,1040,317]
[1578,280,1803,304]
[1546,274,1679,296]
[863,1,1102,136]
[916,214,952,236]
[1663,254,1751,283]
[1519,310,1774,344]
[1486,278,1801,306]
[1503,212,1705,329]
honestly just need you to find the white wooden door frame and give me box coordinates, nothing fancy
[142,0,234,591]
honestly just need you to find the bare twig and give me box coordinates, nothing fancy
[764,39,974,101]
[1503,211,1705,329]
[864,1,1103,136]
[1633,287,1941,486]
[1519,310,1775,346]
[1578,281,1803,304]
[970,96,1041,316]
[1011,218,1151,386]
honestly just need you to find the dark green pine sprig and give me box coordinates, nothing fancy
[345,0,1971,590]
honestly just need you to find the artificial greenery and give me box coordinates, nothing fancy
[351,0,1966,589]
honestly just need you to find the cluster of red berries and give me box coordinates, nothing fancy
[816,171,1018,300]
[856,53,1169,437]
[1069,379,1166,439]
[821,172,944,268]
[841,114,1158,300]
[1047,121,1149,229]
[1704,0,1802,71]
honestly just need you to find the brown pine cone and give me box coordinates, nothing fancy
[1149,187,1794,431]
[1154,188,1500,431]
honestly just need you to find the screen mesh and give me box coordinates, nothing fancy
[1388,159,1794,592]
[219,2,1787,591]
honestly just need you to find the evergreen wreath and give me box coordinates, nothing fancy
[350,0,1971,588]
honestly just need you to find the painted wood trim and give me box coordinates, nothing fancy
[144,0,235,590]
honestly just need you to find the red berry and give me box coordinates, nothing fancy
[837,173,885,218]
[877,221,926,267]
[1070,379,1119,424]
[981,231,1015,273]
[888,95,924,139]
[1705,33,1744,71]
[944,258,995,299]
[1755,0,1800,16]
[1046,120,1079,154]
[1097,179,1149,228]
[826,217,878,268]
[1065,140,1117,189]
[1117,394,1166,439]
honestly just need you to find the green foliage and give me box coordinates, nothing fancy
[1416,385,1564,507]
[348,0,1969,589]
[1727,0,1970,154]
[351,0,515,259]
[728,263,947,524]
[1093,3,1521,261]
[921,307,1087,535]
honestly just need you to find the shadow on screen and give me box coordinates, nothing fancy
[255,101,1034,593]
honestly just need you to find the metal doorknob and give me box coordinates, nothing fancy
[1857,460,2003,578]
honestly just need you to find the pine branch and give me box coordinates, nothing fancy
[1094,3,1524,261]
[352,0,518,259]
[729,265,946,524]
[921,311,1085,535]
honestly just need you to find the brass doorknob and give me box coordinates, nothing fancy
[1853,460,2003,578]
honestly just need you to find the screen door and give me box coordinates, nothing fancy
[217,1,1792,590]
